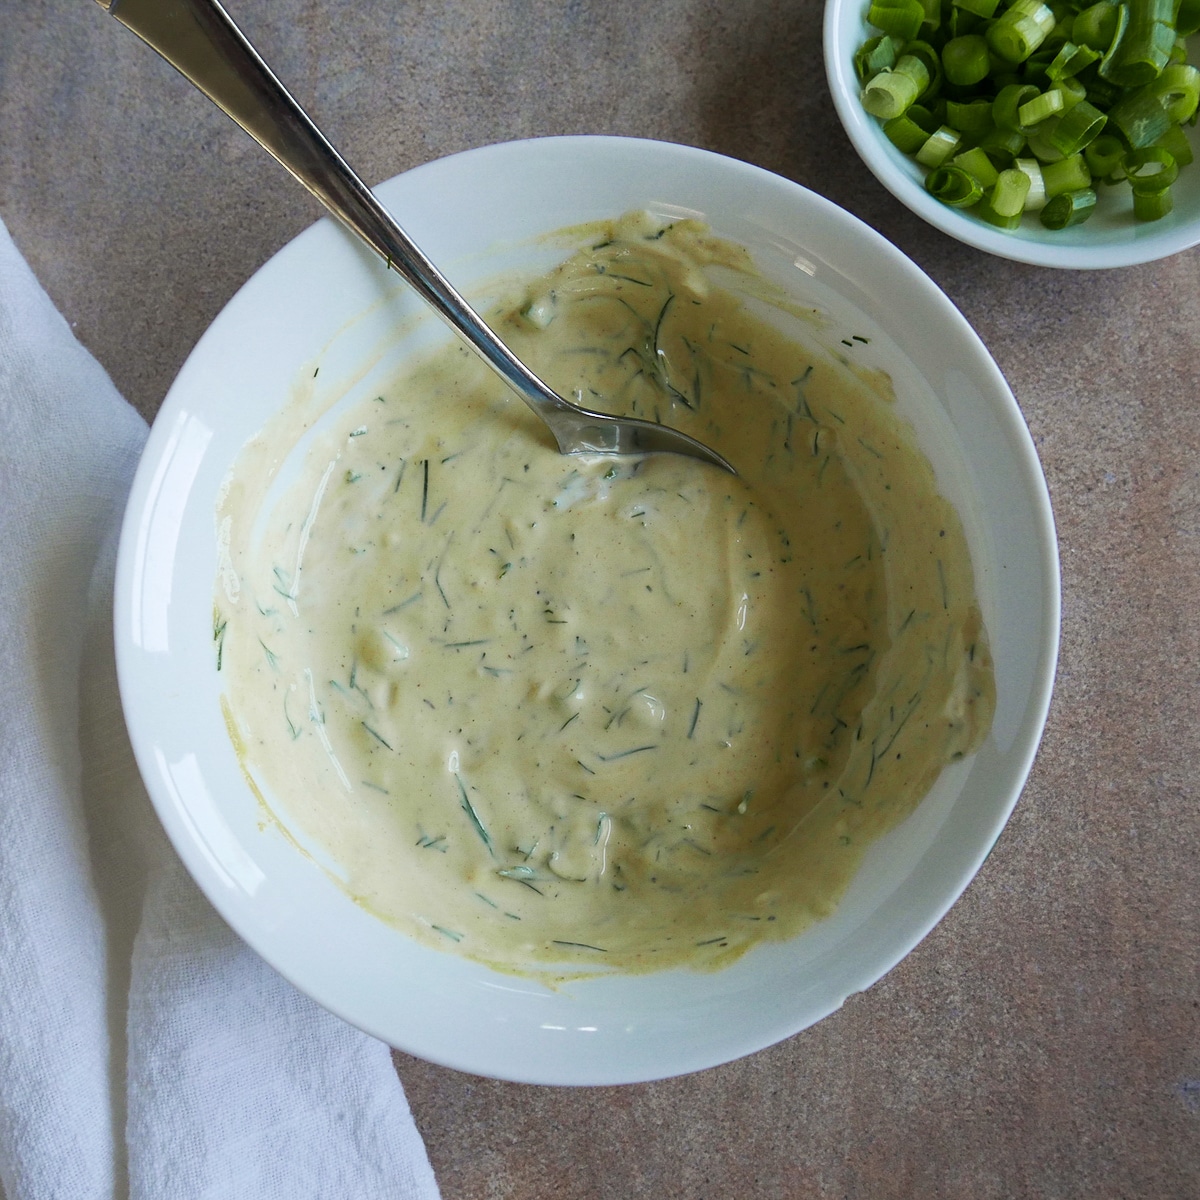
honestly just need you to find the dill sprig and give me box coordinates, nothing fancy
[455,773,493,853]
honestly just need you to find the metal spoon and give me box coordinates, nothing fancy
[95,0,735,473]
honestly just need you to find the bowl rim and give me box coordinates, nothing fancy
[114,134,1062,1083]
[823,0,1200,268]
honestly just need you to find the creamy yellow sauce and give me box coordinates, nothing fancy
[216,214,994,976]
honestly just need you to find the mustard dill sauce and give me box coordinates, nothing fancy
[216,214,995,975]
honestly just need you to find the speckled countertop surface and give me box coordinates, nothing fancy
[3,1,1197,1196]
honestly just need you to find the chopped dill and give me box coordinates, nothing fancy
[258,638,279,670]
[382,591,422,615]
[213,614,227,671]
[455,773,493,853]
[595,744,657,761]
[360,721,393,750]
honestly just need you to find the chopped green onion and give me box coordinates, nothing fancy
[918,0,942,34]
[1085,75,1124,109]
[1050,76,1089,111]
[1049,100,1108,155]
[1150,63,1200,123]
[1106,84,1173,147]
[954,0,1002,17]
[862,69,924,119]
[853,0,1198,231]
[1039,187,1099,226]
[1018,89,1066,125]
[1084,131,1127,176]
[1073,2,1121,52]
[906,103,942,134]
[868,0,926,40]
[992,167,1034,215]
[974,191,1024,226]
[1042,152,1093,197]
[884,114,933,152]
[925,164,986,205]
[916,124,964,166]
[1016,156,1049,208]
[946,97,997,132]
[1096,2,1133,81]
[1124,144,1179,191]
[978,125,1028,165]
[1131,185,1174,217]
[902,40,947,96]
[1178,0,1200,36]
[942,34,992,85]
[1047,41,1103,79]
[1026,118,1067,162]
[1154,122,1194,167]
[993,82,1042,133]
[953,145,1002,187]
[855,35,901,85]
[988,1,1057,63]
[1101,0,1177,86]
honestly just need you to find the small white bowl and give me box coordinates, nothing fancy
[824,1,1200,268]
[115,136,1060,1084]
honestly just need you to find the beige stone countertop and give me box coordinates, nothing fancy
[3,1,1198,1196]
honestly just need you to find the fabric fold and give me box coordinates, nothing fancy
[0,218,440,1200]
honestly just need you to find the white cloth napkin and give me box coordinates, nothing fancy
[0,218,442,1200]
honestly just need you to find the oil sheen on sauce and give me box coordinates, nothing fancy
[216,214,995,976]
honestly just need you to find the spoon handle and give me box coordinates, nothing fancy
[96,0,735,472]
[95,0,582,425]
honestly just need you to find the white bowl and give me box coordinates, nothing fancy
[115,135,1060,1085]
[824,1,1200,268]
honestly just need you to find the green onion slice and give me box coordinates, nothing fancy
[1039,187,1099,227]
[994,82,1042,132]
[943,34,992,85]
[1132,185,1174,218]
[1049,100,1108,156]
[946,97,997,132]
[1178,0,1200,36]
[1150,63,1200,123]
[1018,89,1067,125]
[992,167,1034,215]
[855,35,901,85]
[974,192,1024,227]
[978,126,1029,166]
[1047,41,1103,79]
[954,0,1002,17]
[925,165,986,206]
[884,115,932,153]
[954,146,1002,187]
[1016,156,1049,208]
[1154,123,1194,168]
[1073,2,1121,52]
[868,0,926,41]
[862,69,923,119]
[1042,152,1093,197]
[988,2,1057,63]
[916,124,965,166]
[1123,145,1179,192]
[1107,85,1174,148]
